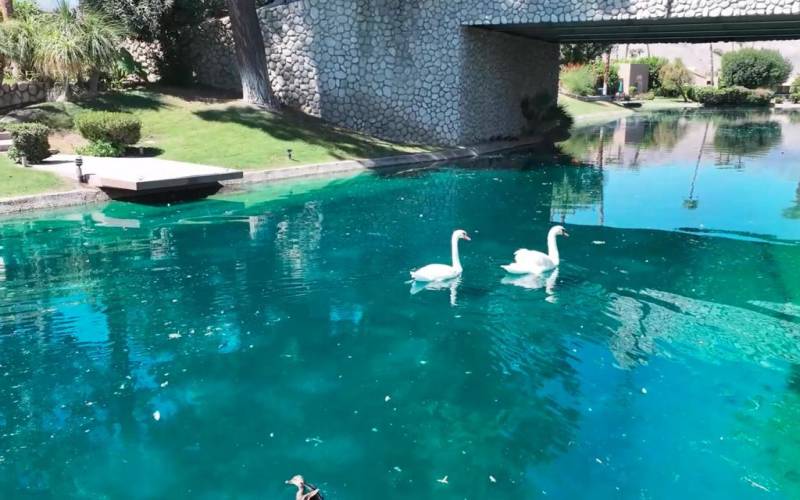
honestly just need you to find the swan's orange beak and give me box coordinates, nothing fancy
[563,231,570,238]
[463,233,471,241]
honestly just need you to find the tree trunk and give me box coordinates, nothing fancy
[0,0,13,21]
[225,0,279,110]
[88,69,100,97]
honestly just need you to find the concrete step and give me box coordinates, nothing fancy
[0,139,12,153]
[0,131,10,141]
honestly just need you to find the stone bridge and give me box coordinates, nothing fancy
[187,0,800,145]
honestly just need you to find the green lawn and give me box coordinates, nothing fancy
[559,94,698,126]
[0,155,67,198]
[5,88,427,170]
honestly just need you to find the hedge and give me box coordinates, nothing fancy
[6,123,51,164]
[693,86,774,106]
[75,111,142,150]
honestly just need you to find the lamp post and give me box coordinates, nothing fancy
[75,156,84,183]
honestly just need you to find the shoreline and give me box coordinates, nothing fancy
[0,137,538,217]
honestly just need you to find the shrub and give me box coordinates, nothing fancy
[641,91,656,100]
[632,56,669,90]
[694,86,774,106]
[521,92,574,142]
[560,65,595,96]
[792,92,800,104]
[76,140,125,157]
[75,111,141,146]
[790,75,800,94]
[720,48,792,89]
[659,59,693,102]
[5,123,50,164]
[588,59,619,94]
[774,96,784,104]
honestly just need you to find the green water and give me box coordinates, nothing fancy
[1,109,800,499]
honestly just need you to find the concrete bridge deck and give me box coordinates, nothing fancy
[33,154,243,192]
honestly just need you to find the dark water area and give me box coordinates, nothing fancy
[0,109,799,498]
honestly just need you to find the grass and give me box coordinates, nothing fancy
[3,87,427,170]
[0,155,67,197]
[559,94,698,127]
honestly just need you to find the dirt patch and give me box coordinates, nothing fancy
[48,130,86,155]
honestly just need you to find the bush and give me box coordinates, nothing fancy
[588,59,620,94]
[720,48,792,89]
[560,65,596,96]
[76,140,126,157]
[685,85,699,102]
[694,86,774,106]
[5,123,50,164]
[774,96,784,104]
[521,92,574,142]
[790,75,800,94]
[632,56,669,90]
[792,92,800,104]
[641,91,656,100]
[75,111,141,147]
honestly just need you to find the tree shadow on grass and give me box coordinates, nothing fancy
[77,90,168,113]
[193,105,415,161]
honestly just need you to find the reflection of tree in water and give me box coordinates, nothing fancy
[783,182,800,219]
[637,111,689,152]
[549,166,604,222]
[713,120,782,158]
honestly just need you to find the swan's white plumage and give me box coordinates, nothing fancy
[410,229,470,282]
[501,226,568,275]
[410,264,459,282]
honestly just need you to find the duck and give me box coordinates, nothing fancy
[501,225,569,275]
[410,229,471,282]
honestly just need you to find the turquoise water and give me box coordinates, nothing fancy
[1,109,799,499]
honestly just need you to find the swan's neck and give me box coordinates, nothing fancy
[547,230,560,266]
[451,235,462,271]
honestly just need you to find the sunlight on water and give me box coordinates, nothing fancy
[0,109,799,498]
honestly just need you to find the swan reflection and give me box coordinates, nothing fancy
[409,277,461,306]
[501,268,559,301]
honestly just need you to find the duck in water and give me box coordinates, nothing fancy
[286,475,323,500]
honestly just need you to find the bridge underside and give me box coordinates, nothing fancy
[480,15,800,44]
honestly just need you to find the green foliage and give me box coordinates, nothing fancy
[720,48,792,89]
[659,59,693,101]
[587,59,619,95]
[13,0,42,20]
[109,48,147,86]
[521,91,574,142]
[0,15,39,75]
[76,111,142,148]
[5,122,51,163]
[560,65,595,96]
[76,139,125,157]
[790,75,800,94]
[559,43,612,65]
[641,91,656,100]
[694,86,774,106]
[632,56,669,90]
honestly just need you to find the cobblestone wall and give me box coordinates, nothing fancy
[185,0,798,145]
[0,82,46,111]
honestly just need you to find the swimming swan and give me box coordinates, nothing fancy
[501,225,569,274]
[410,229,471,282]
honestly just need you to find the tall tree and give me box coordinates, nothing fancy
[225,0,278,109]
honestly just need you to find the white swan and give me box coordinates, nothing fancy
[410,229,471,282]
[501,225,569,275]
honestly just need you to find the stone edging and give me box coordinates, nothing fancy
[0,139,534,216]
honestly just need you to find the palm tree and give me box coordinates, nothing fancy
[35,0,125,100]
